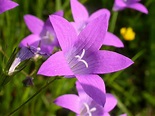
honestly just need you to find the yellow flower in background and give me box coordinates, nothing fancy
[120,27,135,41]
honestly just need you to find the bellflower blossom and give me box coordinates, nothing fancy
[54,81,117,116]
[38,15,133,106]
[113,0,148,14]
[19,11,63,56]
[0,0,18,14]
[38,15,133,77]
[70,0,124,48]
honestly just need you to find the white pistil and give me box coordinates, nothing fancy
[83,103,96,116]
[75,49,88,68]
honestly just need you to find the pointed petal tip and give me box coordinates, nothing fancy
[76,75,106,107]
[104,93,117,112]
[24,14,44,34]
[0,1,19,14]
[54,94,80,114]
[94,51,134,74]
[37,52,73,77]
[70,0,89,22]
[53,10,64,17]
[128,3,149,14]
[103,32,124,48]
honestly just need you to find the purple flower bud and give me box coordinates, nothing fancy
[22,77,34,86]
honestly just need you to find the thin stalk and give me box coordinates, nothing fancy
[109,11,118,33]
[7,77,58,116]
[55,0,62,11]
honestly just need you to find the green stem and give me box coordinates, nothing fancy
[7,77,58,116]
[55,0,62,11]
[109,11,118,33]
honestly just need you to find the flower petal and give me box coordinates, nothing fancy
[0,0,18,14]
[77,15,108,51]
[19,34,41,47]
[53,10,64,17]
[37,51,73,76]
[128,3,148,14]
[76,75,106,107]
[103,113,110,116]
[104,93,117,112]
[24,14,44,34]
[112,0,126,11]
[89,9,110,22]
[54,94,80,114]
[70,0,89,23]
[93,50,134,74]
[103,32,124,48]
[49,15,77,52]
[120,113,127,116]
[76,81,89,101]
[45,10,64,33]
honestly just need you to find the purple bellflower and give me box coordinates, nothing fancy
[70,0,124,48]
[37,15,133,106]
[54,81,117,116]
[0,0,18,14]
[19,11,63,56]
[113,0,148,14]
[38,15,133,77]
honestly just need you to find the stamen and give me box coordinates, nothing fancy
[75,49,88,68]
[90,107,96,112]
[83,103,96,116]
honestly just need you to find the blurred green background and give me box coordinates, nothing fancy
[0,0,155,116]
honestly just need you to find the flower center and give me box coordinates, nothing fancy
[82,103,96,116]
[42,31,54,44]
[75,49,88,68]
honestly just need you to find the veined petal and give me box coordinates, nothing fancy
[37,51,73,76]
[77,15,108,51]
[54,94,80,114]
[76,75,106,107]
[19,34,41,47]
[24,14,44,34]
[104,94,117,112]
[103,32,124,48]
[89,9,110,23]
[49,15,77,52]
[70,0,89,23]
[0,0,18,14]
[76,81,91,102]
[93,50,134,74]
[128,3,148,14]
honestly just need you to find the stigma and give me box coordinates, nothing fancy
[75,49,88,68]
